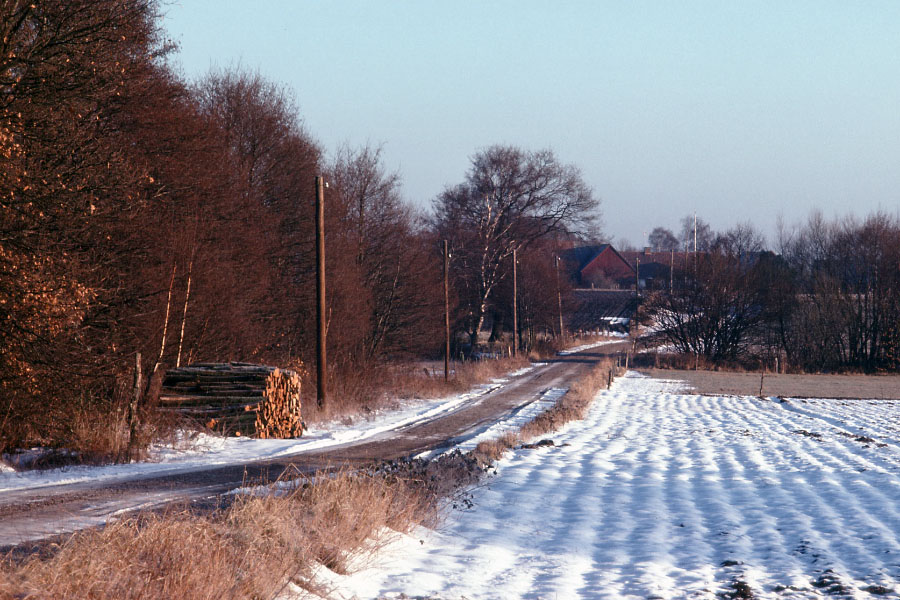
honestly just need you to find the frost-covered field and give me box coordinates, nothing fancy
[319,372,900,599]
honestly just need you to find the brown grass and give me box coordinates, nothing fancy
[0,468,435,600]
[519,359,618,441]
[465,358,621,467]
[471,431,520,465]
[633,351,768,373]
[0,356,619,598]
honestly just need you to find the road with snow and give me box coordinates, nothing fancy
[0,341,626,548]
[323,372,900,599]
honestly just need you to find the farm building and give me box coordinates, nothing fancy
[561,244,635,289]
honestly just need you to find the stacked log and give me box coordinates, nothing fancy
[159,363,302,438]
[254,368,303,439]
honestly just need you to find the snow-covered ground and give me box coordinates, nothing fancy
[0,365,541,493]
[315,371,900,599]
[557,338,625,356]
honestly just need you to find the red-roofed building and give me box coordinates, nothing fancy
[578,244,636,288]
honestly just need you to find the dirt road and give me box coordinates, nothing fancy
[0,344,625,549]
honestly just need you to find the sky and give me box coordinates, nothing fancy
[162,1,900,248]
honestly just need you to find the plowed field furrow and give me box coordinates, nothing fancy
[342,372,900,599]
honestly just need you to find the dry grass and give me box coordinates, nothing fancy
[520,359,619,441]
[471,431,520,465]
[0,468,435,600]
[0,357,619,599]
[466,359,621,467]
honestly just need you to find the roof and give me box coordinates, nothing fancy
[579,245,636,279]
[559,244,611,271]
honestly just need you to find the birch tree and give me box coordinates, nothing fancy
[432,145,599,348]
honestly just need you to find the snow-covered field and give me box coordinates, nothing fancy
[318,372,900,599]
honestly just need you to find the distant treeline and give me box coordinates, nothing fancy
[646,213,900,373]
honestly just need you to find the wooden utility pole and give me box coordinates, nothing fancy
[669,249,674,292]
[443,239,450,382]
[693,211,698,273]
[635,256,640,296]
[555,254,564,338]
[512,247,518,357]
[315,176,327,409]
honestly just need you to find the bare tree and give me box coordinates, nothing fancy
[647,223,769,361]
[778,212,900,371]
[433,145,599,348]
[327,144,440,360]
[679,215,713,252]
[648,227,679,251]
[194,68,321,361]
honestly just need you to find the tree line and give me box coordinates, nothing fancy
[0,1,600,452]
[644,212,900,373]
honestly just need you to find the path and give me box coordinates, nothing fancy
[0,343,625,549]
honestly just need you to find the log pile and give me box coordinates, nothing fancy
[159,363,303,438]
[254,368,303,439]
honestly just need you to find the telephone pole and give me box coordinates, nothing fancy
[315,176,327,409]
[555,255,564,338]
[670,248,674,292]
[443,239,450,382]
[693,211,698,273]
[635,256,640,297]
[512,247,518,357]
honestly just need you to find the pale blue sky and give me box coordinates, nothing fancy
[163,1,900,247]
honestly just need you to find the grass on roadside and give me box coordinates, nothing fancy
[0,357,621,600]
[470,358,620,466]
[0,467,436,600]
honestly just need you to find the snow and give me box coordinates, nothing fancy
[416,387,568,462]
[317,371,900,599]
[0,365,541,493]
[557,339,624,356]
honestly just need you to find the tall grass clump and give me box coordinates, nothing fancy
[0,468,435,600]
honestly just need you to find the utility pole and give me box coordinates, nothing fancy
[635,256,640,297]
[693,212,698,254]
[443,239,450,382]
[512,247,518,357]
[555,255,564,338]
[670,249,674,292]
[315,176,327,409]
[693,211,698,273]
